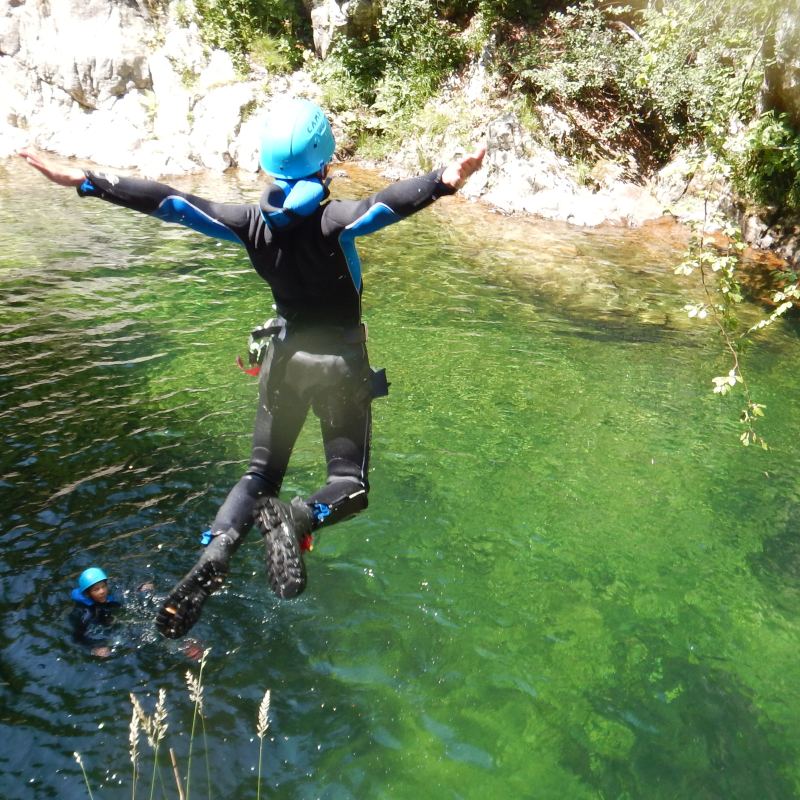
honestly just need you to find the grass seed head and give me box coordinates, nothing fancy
[154,688,169,743]
[186,670,204,709]
[257,689,271,739]
[129,703,140,765]
[131,693,156,749]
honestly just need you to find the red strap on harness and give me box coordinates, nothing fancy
[235,355,260,376]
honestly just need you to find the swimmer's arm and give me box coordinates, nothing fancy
[69,603,119,657]
[69,605,93,646]
[16,149,256,246]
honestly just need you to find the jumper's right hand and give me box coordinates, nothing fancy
[441,145,486,192]
[15,147,86,188]
[91,646,111,658]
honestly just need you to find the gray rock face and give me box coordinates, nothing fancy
[762,7,800,128]
[0,0,325,176]
[1,0,151,109]
[305,0,379,59]
[385,106,666,228]
[0,0,154,166]
[190,83,255,171]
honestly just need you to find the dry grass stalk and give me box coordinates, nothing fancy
[132,689,170,800]
[129,702,140,763]
[185,646,212,800]
[185,670,204,709]
[74,752,95,800]
[131,693,157,750]
[170,748,186,800]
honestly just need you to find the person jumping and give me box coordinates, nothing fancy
[17,99,485,639]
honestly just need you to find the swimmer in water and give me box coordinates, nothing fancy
[69,567,121,658]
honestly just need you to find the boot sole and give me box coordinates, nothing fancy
[260,511,307,599]
[155,560,227,639]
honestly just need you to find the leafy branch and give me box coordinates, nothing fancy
[674,189,786,449]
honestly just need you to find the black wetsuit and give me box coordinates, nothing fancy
[69,591,121,648]
[77,168,455,537]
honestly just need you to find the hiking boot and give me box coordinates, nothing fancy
[257,497,313,599]
[155,529,243,639]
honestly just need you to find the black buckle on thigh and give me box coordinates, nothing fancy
[371,367,390,398]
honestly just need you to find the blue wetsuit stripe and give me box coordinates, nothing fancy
[338,203,402,289]
[153,196,242,245]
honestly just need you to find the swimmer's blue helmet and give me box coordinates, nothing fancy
[260,99,335,180]
[78,567,108,594]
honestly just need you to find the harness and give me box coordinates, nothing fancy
[236,318,369,376]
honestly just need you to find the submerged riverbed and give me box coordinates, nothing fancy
[2,157,800,800]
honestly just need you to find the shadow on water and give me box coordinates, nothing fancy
[3,157,800,799]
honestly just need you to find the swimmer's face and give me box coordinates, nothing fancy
[86,580,108,604]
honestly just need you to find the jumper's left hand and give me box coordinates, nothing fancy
[15,147,86,188]
[441,145,486,191]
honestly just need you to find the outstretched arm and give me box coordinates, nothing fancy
[16,148,256,246]
[323,145,486,237]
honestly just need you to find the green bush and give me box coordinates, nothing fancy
[192,0,309,72]
[249,33,294,74]
[495,2,665,164]
[493,0,773,168]
[637,0,769,142]
[507,3,642,106]
[436,0,566,25]
[313,0,466,136]
[734,112,800,213]
[369,0,465,120]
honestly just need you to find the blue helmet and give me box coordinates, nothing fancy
[78,567,108,594]
[260,99,336,180]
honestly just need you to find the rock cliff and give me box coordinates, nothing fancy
[0,0,671,229]
[762,5,800,129]
[0,0,799,268]
[0,0,321,175]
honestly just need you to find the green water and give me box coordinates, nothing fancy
[2,157,800,800]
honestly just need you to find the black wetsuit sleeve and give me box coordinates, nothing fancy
[77,171,260,247]
[322,168,456,239]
